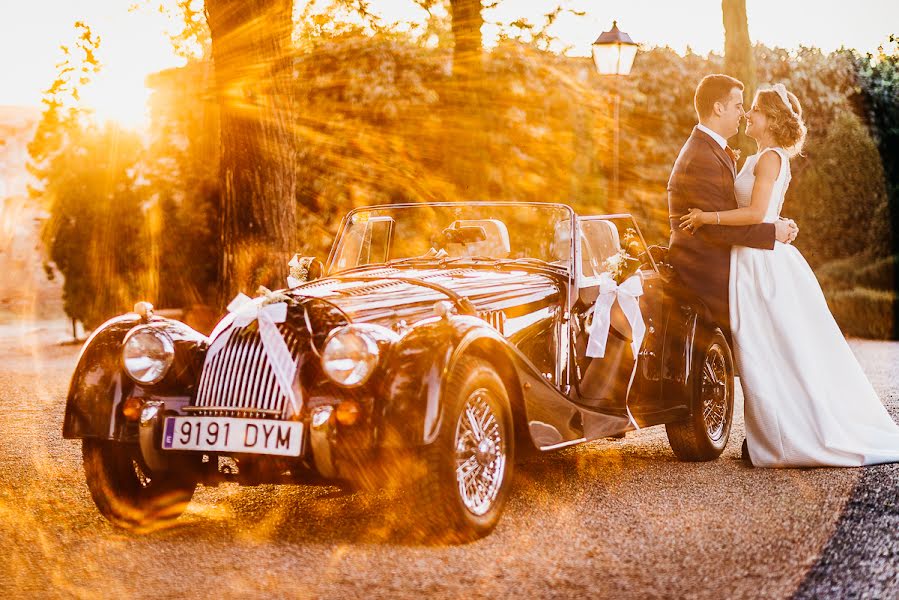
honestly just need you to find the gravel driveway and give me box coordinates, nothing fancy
[0,319,896,599]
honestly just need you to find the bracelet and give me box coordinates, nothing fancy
[716,211,720,225]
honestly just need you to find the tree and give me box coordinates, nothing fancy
[854,36,899,243]
[40,125,150,329]
[449,0,484,80]
[27,22,102,194]
[443,0,488,199]
[28,23,152,330]
[135,0,211,61]
[205,0,298,306]
[146,62,221,311]
[722,0,756,160]
[790,112,891,264]
[852,36,899,331]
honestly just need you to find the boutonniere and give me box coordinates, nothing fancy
[730,147,741,162]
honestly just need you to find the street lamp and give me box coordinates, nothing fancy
[592,21,638,214]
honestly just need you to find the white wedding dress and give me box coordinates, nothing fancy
[729,147,899,467]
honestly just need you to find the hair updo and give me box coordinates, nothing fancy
[754,87,807,156]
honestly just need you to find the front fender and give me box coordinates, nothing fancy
[62,314,208,441]
[378,314,580,450]
[377,315,507,448]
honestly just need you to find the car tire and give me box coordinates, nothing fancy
[82,439,196,531]
[665,328,735,461]
[411,355,515,543]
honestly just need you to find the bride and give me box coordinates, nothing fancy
[679,83,899,468]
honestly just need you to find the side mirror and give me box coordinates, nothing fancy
[288,255,324,286]
[647,245,675,282]
[640,245,670,274]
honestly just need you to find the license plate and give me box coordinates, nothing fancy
[162,417,303,457]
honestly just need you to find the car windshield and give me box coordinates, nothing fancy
[328,203,574,274]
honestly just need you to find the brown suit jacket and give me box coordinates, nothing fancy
[667,127,775,342]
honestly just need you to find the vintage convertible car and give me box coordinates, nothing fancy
[64,202,734,539]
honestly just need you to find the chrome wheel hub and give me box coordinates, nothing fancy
[454,389,506,516]
[701,343,729,442]
[475,438,497,465]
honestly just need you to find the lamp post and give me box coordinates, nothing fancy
[592,21,638,215]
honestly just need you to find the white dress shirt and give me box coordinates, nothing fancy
[697,123,728,150]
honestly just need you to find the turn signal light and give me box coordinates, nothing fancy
[122,397,143,421]
[335,401,361,426]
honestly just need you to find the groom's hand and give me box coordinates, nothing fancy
[775,218,799,244]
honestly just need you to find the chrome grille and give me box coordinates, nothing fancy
[192,324,304,418]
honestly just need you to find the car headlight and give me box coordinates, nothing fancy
[122,326,175,385]
[321,326,380,387]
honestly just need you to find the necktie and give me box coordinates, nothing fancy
[725,146,737,164]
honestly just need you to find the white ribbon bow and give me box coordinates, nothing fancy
[206,292,301,417]
[586,272,646,359]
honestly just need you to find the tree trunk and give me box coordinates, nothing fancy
[205,0,297,307]
[446,0,487,200]
[449,0,483,81]
[722,0,757,162]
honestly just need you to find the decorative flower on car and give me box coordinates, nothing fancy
[604,228,642,284]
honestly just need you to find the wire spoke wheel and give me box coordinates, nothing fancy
[82,439,196,531]
[411,355,514,541]
[666,328,735,461]
[701,343,729,442]
[454,389,507,516]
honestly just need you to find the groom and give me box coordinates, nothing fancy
[668,74,797,342]
[667,74,798,458]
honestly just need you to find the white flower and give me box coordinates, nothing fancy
[603,249,629,283]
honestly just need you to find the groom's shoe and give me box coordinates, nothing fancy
[740,438,751,462]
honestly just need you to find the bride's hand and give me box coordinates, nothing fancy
[679,208,707,232]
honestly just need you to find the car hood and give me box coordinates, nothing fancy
[286,266,563,326]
